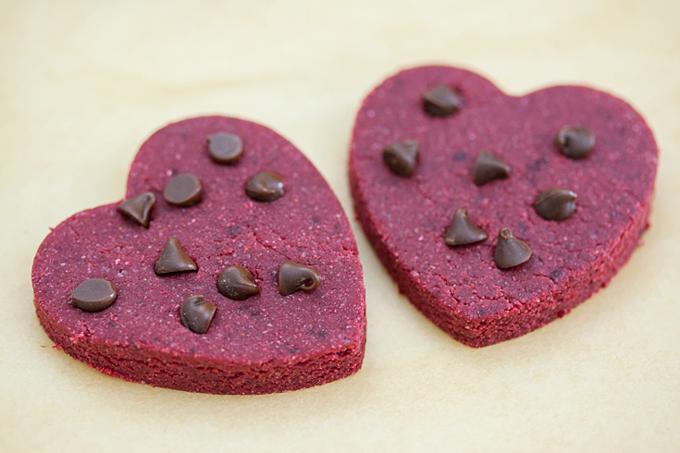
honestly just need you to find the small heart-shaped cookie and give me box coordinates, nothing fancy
[32,116,366,394]
[349,66,657,347]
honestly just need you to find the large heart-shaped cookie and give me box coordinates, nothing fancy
[32,116,366,394]
[349,66,657,347]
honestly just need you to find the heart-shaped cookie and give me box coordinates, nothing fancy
[32,116,366,394]
[349,66,657,347]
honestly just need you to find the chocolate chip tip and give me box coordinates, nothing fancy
[422,85,462,117]
[180,295,216,334]
[444,207,488,246]
[278,261,321,296]
[494,228,532,269]
[474,151,511,186]
[217,265,260,300]
[154,237,198,275]
[117,192,157,228]
[382,140,419,177]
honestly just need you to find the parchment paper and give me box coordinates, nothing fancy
[1,1,678,451]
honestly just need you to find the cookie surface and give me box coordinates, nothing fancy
[349,66,657,347]
[32,116,366,394]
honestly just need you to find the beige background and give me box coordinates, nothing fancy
[1,1,679,451]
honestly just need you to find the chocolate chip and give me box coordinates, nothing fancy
[556,126,595,159]
[444,207,487,246]
[71,278,117,312]
[180,295,216,334]
[494,228,532,269]
[154,237,198,275]
[422,85,461,117]
[217,265,260,300]
[383,141,419,177]
[207,132,243,164]
[117,192,157,228]
[245,171,285,202]
[533,187,577,221]
[474,151,511,186]
[279,261,321,296]
[164,173,202,206]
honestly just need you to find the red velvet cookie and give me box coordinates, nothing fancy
[32,116,366,394]
[349,66,657,347]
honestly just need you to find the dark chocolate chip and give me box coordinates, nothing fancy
[154,237,198,275]
[207,132,243,164]
[556,126,595,159]
[217,265,260,300]
[245,171,285,202]
[117,192,157,228]
[163,173,202,206]
[422,85,462,117]
[474,151,511,186]
[533,187,577,221]
[383,140,419,177]
[71,278,117,312]
[494,228,532,269]
[180,295,216,334]
[278,261,321,296]
[444,207,488,246]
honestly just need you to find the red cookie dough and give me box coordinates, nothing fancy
[349,66,657,348]
[32,116,366,394]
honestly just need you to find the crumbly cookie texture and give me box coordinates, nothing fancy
[33,116,366,394]
[349,65,657,347]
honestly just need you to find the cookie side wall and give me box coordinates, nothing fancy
[34,295,364,394]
